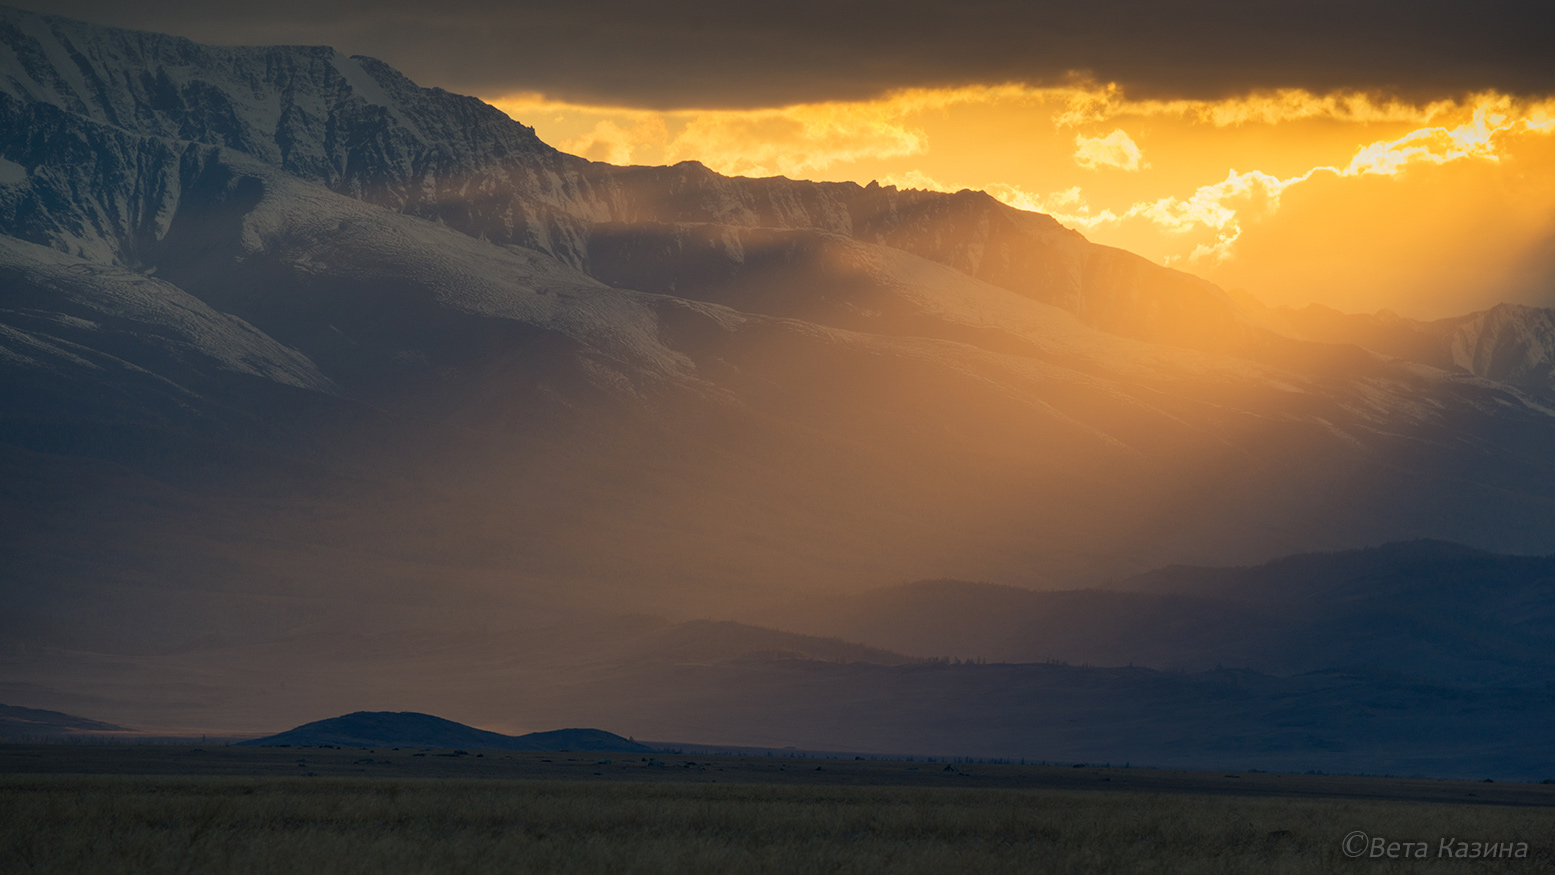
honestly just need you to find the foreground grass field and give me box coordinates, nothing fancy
[3,773,1551,874]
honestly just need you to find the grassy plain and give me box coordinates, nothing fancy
[2,746,1552,874]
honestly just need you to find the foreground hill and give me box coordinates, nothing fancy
[236,711,653,752]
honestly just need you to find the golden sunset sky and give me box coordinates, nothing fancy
[491,86,1555,319]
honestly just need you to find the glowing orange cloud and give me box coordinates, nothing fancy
[1050,95,1554,266]
[493,91,936,176]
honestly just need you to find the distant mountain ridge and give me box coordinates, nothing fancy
[0,702,127,736]
[760,540,1555,686]
[236,711,654,751]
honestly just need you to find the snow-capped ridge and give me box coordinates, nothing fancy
[0,4,1270,359]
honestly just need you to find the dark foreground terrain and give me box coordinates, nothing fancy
[2,746,1550,873]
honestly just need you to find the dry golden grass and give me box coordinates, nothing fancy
[1,775,1550,874]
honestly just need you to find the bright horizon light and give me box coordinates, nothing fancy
[489,84,1555,320]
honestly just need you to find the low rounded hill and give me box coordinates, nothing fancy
[234,711,653,752]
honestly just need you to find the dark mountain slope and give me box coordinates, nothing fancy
[0,234,333,439]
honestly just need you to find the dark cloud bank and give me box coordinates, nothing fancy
[12,0,1553,107]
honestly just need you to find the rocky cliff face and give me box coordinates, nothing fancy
[1445,304,1555,390]
[0,9,548,263]
[1277,301,1555,395]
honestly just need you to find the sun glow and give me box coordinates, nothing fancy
[489,86,1555,317]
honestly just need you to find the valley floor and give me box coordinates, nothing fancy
[3,746,1550,873]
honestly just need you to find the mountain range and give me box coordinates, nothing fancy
[1,7,1554,778]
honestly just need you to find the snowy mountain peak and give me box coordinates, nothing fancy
[0,5,1269,355]
[0,5,549,185]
